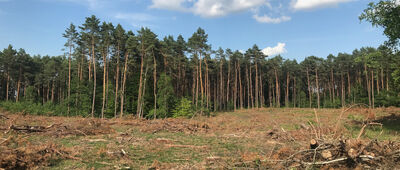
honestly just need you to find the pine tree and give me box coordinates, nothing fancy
[63,23,78,116]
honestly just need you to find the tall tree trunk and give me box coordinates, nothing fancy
[51,80,55,103]
[105,54,109,115]
[376,70,380,94]
[136,44,145,117]
[249,65,254,108]
[220,61,224,110]
[6,71,9,101]
[205,59,210,109]
[269,82,272,107]
[234,62,238,111]
[293,77,297,108]
[67,46,71,115]
[16,66,22,102]
[347,72,351,97]
[341,72,345,107]
[139,64,150,118]
[328,79,332,102]
[114,47,120,117]
[214,79,217,112]
[153,51,157,119]
[88,58,92,81]
[365,64,371,108]
[371,70,375,109]
[192,70,195,105]
[91,38,96,117]
[58,82,61,103]
[272,81,276,107]
[259,69,264,107]
[239,64,243,109]
[381,68,384,91]
[306,67,311,108]
[274,69,280,108]
[285,73,290,107]
[246,65,250,109]
[255,62,258,108]
[386,69,389,91]
[316,68,320,109]
[196,64,199,110]
[43,86,45,104]
[120,52,129,118]
[226,59,231,110]
[331,69,334,101]
[199,53,203,115]
[101,51,107,119]
[47,82,50,102]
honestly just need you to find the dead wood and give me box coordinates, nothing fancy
[9,123,61,133]
[164,144,208,149]
[321,150,332,159]
[310,139,318,149]
[0,114,8,119]
[0,136,11,145]
[357,122,383,140]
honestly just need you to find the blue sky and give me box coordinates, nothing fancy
[0,0,387,61]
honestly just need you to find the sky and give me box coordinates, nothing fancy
[0,0,388,61]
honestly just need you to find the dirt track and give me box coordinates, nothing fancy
[1,107,399,169]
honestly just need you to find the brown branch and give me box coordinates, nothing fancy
[9,123,61,133]
[164,144,208,149]
[302,157,348,165]
[0,114,9,119]
[357,122,383,140]
[0,136,12,145]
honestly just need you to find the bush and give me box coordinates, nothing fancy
[172,98,194,118]
[0,101,68,116]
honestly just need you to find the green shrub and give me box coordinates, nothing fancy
[172,98,194,118]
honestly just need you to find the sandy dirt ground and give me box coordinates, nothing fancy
[0,107,399,169]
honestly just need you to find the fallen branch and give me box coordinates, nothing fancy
[0,136,12,145]
[334,104,369,136]
[10,125,46,132]
[9,123,61,133]
[357,122,383,140]
[388,150,400,156]
[0,114,9,119]
[302,157,348,165]
[313,109,321,139]
[86,139,107,142]
[74,129,87,136]
[303,155,377,166]
[164,144,208,149]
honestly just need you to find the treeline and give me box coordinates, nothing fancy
[0,15,400,118]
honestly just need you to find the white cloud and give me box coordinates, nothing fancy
[291,0,354,10]
[262,43,287,56]
[192,0,266,18]
[150,0,187,11]
[150,0,267,18]
[253,14,291,24]
[150,0,293,23]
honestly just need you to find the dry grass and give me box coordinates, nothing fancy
[0,107,399,169]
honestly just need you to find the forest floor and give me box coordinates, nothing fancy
[0,107,400,169]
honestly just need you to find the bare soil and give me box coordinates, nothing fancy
[0,107,399,169]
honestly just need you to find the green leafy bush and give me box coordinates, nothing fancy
[0,101,68,116]
[172,98,194,118]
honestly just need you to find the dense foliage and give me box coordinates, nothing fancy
[0,1,399,118]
